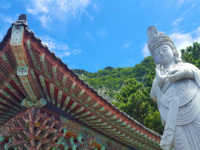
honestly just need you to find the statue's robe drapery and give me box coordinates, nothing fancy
[151,63,200,150]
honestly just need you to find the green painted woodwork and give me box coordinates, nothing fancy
[66,102,77,113]
[10,26,28,68]
[61,96,70,111]
[61,75,67,87]
[40,53,48,73]
[52,65,57,81]
[26,40,39,69]
[116,118,121,122]
[76,133,83,144]
[5,82,23,100]
[21,98,47,108]
[87,118,101,124]
[0,89,21,106]
[79,115,96,121]
[0,97,20,111]
[11,74,29,99]
[74,111,90,119]
[50,83,56,105]
[0,105,17,114]
[70,106,84,116]
[57,90,63,108]
[17,67,38,102]
[39,75,51,102]
[0,136,4,142]
[30,69,45,98]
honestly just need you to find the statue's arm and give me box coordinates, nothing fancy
[150,79,159,103]
[150,87,157,103]
[186,63,200,87]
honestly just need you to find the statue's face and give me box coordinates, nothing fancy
[154,45,174,65]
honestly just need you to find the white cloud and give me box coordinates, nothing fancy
[2,3,10,9]
[72,49,82,55]
[177,0,185,7]
[85,32,95,41]
[40,35,81,58]
[172,1,198,27]
[97,29,107,38]
[170,27,200,50]
[93,3,99,12]
[142,43,150,57]
[122,41,132,49]
[172,17,183,26]
[39,15,52,28]
[25,0,91,27]
[177,0,194,7]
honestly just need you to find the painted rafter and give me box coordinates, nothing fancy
[70,106,84,116]
[30,69,45,99]
[50,83,56,105]
[11,74,29,99]
[35,76,158,148]
[57,90,63,108]
[0,97,20,111]
[5,82,24,100]
[39,75,51,102]
[61,96,70,111]
[61,74,67,88]
[0,90,21,106]
[66,102,77,113]
[26,40,37,67]
[52,64,57,82]
[74,111,90,120]
[39,53,48,74]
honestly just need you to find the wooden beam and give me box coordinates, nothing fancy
[30,69,45,98]
[61,96,70,111]
[74,111,90,119]
[49,83,56,105]
[5,82,24,100]
[61,74,67,88]
[70,106,84,116]
[11,74,29,99]
[0,97,20,111]
[26,40,37,67]
[66,102,77,113]
[40,53,48,74]
[57,90,63,108]
[39,75,51,102]
[79,115,96,121]
[0,89,21,106]
[52,65,57,82]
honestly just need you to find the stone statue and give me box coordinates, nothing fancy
[147,26,200,150]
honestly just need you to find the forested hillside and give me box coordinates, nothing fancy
[72,42,200,134]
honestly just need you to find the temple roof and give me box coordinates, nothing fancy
[0,14,161,150]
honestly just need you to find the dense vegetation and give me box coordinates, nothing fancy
[73,42,200,134]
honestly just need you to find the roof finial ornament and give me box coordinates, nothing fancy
[18,14,27,21]
[14,14,28,26]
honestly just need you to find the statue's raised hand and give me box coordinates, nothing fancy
[156,64,167,87]
[167,68,185,83]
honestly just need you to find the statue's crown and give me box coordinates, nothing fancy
[147,26,175,53]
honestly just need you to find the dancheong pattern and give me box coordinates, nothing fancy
[0,15,161,150]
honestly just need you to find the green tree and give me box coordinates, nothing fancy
[114,79,150,124]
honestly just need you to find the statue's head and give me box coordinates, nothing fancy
[147,26,182,65]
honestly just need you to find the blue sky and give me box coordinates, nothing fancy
[0,0,200,72]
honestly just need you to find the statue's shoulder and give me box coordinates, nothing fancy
[178,62,198,69]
